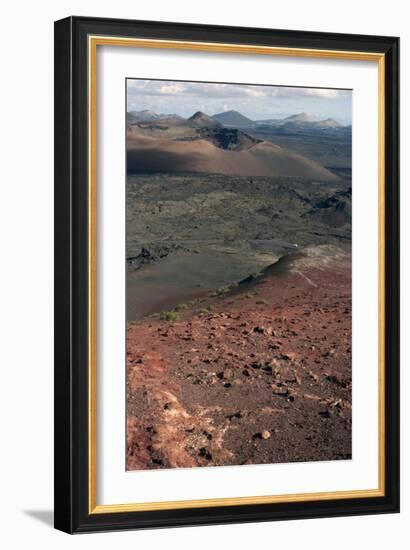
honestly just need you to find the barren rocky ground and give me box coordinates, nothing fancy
[125,126,352,471]
[127,246,351,470]
[126,173,351,319]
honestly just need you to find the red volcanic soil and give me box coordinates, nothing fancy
[127,249,352,470]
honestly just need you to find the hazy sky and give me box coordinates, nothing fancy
[127,79,352,125]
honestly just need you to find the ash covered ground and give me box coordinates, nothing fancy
[126,169,352,470]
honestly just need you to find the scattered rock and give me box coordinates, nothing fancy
[267,358,281,369]
[198,447,212,460]
[326,373,348,387]
[282,352,297,361]
[262,364,273,373]
[303,393,321,401]
[271,384,289,396]
[223,368,234,380]
[269,342,282,350]
[275,366,297,383]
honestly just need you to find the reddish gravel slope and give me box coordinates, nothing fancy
[127,247,352,470]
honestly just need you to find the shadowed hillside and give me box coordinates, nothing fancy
[127,132,340,180]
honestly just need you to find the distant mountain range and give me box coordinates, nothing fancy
[212,110,254,128]
[128,109,185,123]
[254,112,345,131]
[284,112,312,123]
[128,109,159,122]
[188,111,222,128]
[127,109,350,134]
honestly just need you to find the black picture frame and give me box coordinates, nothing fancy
[54,15,400,534]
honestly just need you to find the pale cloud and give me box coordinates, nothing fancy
[304,88,349,98]
[127,80,271,99]
[158,82,186,94]
[270,87,349,99]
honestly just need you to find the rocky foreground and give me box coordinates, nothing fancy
[127,246,351,470]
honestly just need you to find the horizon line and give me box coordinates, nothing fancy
[126,109,351,126]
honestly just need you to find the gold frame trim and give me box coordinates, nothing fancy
[88,35,386,514]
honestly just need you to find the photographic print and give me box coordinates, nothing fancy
[126,79,353,471]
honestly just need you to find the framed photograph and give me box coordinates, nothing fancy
[54,16,399,533]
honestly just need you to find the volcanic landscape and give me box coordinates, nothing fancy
[126,108,352,470]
